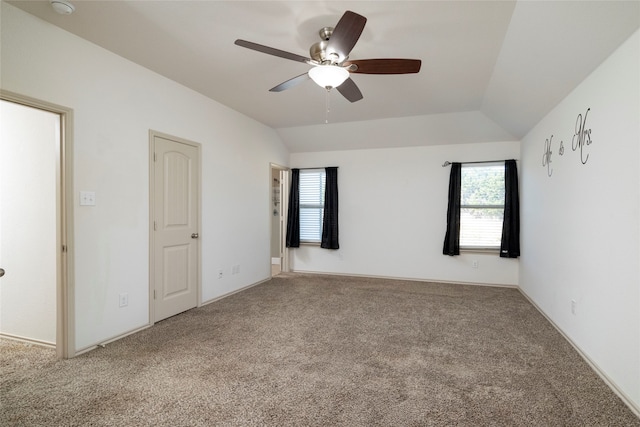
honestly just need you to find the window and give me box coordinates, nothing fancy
[299,169,326,243]
[460,163,505,249]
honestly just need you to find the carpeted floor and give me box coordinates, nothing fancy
[1,273,638,426]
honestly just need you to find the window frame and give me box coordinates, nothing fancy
[298,168,326,244]
[459,162,505,252]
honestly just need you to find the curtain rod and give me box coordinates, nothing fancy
[441,160,516,167]
[294,167,339,170]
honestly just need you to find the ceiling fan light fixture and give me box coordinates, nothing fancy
[308,65,349,89]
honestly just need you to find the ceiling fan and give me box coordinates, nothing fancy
[234,10,421,103]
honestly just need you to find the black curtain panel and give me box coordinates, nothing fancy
[285,168,300,248]
[443,162,461,256]
[321,167,339,249]
[500,160,520,258]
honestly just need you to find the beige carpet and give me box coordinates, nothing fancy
[1,273,638,426]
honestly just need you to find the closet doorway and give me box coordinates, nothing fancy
[0,92,74,358]
[270,164,289,276]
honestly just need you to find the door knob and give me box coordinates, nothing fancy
[0,268,4,278]
[191,233,199,239]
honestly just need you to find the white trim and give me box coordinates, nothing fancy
[518,288,640,418]
[97,324,153,347]
[269,163,290,275]
[290,269,518,288]
[0,333,56,349]
[0,90,75,359]
[75,323,152,355]
[200,278,271,307]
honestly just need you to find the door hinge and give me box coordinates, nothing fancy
[62,245,67,253]
[154,290,156,300]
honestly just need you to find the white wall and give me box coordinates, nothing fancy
[1,3,289,350]
[278,111,516,153]
[290,141,520,286]
[0,100,58,344]
[520,30,640,411]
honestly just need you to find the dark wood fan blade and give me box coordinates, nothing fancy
[344,59,422,74]
[269,73,310,92]
[326,11,367,61]
[235,39,310,63]
[336,78,363,102]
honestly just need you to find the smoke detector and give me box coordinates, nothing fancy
[50,0,75,15]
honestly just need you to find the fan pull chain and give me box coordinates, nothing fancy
[325,88,331,124]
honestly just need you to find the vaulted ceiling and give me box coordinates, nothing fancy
[7,1,640,152]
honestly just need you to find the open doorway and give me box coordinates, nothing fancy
[0,91,74,359]
[270,164,289,276]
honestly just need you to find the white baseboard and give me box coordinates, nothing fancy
[200,277,271,307]
[290,269,518,288]
[0,332,55,349]
[518,288,640,418]
[75,323,152,356]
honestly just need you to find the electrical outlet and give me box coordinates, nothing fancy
[232,264,240,275]
[218,269,223,279]
[472,260,479,269]
[119,293,128,307]
[571,300,577,315]
[80,191,96,206]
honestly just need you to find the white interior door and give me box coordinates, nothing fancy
[0,99,58,345]
[151,134,199,322]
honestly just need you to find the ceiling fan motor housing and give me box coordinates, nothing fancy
[309,40,329,62]
[310,27,342,64]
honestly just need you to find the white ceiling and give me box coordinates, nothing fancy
[7,1,640,152]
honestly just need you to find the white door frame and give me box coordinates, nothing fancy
[148,130,202,324]
[1,90,75,359]
[270,163,290,274]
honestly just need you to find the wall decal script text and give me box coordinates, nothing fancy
[542,135,554,177]
[542,108,592,178]
[572,108,592,164]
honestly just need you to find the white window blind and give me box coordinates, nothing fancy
[299,169,326,243]
[460,164,505,249]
